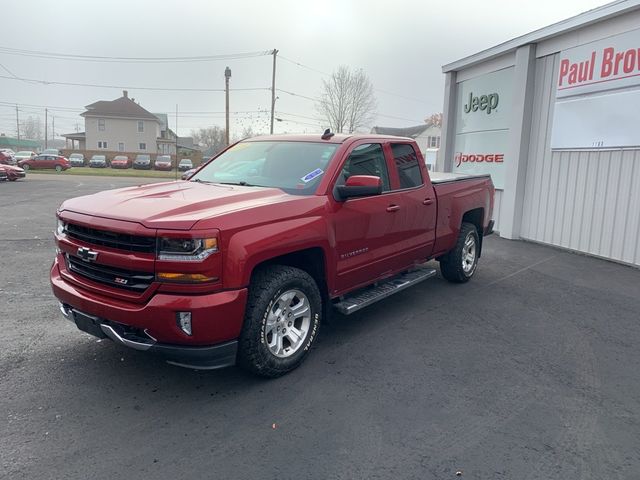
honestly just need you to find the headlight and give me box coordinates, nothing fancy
[56,218,66,236]
[157,237,218,261]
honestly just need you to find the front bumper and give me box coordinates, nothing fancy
[51,259,248,369]
[59,304,238,369]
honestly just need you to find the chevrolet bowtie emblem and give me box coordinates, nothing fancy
[77,246,98,262]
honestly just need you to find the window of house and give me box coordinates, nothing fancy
[98,141,108,149]
[118,143,125,152]
[429,136,440,148]
[337,143,390,192]
[137,121,144,133]
[391,143,423,189]
[98,119,105,131]
[139,143,146,150]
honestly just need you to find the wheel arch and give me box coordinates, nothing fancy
[461,208,485,257]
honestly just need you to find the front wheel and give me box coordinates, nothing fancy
[22,164,29,171]
[55,165,62,172]
[439,222,480,283]
[238,265,322,378]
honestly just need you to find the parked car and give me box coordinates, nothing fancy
[89,155,107,168]
[51,133,495,377]
[154,155,172,171]
[178,158,193,172]
[68,153,85,167]
[110,155,131,169]
[0,164,26,181]
[19,154,70,172]
[15,151,37,162]
[133,154,151,170]
[181,168,196,180]
[0,167,7,181]
[0,148,15,156]
[41,148,60,155]
[0,150,16,165]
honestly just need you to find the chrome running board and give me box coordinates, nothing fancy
[333,266,437,315]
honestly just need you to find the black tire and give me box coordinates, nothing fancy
[439,222,480,283]
[22,164,29,171]
[238,265,322,378]
[55,165,62,172]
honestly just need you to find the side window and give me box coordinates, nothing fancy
[338,143,390,192]
[98,118,105,131]
[391,143,423,189]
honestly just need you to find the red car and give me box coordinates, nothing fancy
[52,134,494,377]
[0,164,26,181]
[110,155,131,169]
[19,154,71,172]
[154,155,173,171]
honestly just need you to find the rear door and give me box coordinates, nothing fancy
[385,142,437,260]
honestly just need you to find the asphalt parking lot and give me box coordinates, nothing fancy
[1,173,640,480]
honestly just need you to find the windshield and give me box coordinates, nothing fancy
[114,156,127,160]
[157,156,170,162]
[92,156,105,160]
[136,155,150,161]
[192,141,338,195]
[70,154,82,158]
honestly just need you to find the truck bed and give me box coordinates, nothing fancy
[429,171,491,184]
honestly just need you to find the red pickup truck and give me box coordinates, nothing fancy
[51,133,494,377]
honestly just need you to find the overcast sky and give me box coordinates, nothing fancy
[0,0,610,139]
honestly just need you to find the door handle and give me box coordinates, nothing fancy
[386,204,400,212]
[423,198,434,205]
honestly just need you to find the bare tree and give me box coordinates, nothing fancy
[23,115,43,140]
[424,112,443,128]
[191,126,227,156]
[317,66,376,134]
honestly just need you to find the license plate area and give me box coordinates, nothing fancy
[72,310,107,339]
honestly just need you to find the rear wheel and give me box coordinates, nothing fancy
[439,222,480,283]
[238,265,322,378]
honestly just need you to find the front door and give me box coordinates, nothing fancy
[331,142,409,293]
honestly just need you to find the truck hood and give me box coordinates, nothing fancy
[60,181,297,230]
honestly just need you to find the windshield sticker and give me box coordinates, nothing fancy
[301,168,324,183]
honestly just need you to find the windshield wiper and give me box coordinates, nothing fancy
[217,181,255,186]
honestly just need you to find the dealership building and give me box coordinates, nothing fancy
[438,0,640,267]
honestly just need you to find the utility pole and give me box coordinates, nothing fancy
[15,105,19,140]
[175,104,179,181]
[45,108,48,149]
[224,66,231,146]
[270,49,278,134]
[52,115,55,143]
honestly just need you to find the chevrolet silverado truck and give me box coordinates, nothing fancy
[51,133,494,377]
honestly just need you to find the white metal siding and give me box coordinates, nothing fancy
[521,54,640,266]
[492,190,502,233]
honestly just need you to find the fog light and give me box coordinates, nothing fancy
[177,312,192,336]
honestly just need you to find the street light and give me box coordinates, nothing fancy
[225,66,231,145]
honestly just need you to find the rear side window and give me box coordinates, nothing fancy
[338,143,390,192]
[391,143,423,189]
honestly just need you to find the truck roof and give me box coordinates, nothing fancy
[243,133,414,144]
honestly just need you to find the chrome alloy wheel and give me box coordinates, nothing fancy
[265,289,311,358]
[461,232,477,275]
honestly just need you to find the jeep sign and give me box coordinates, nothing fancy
[463,92,499,114]
[453,67,513,189]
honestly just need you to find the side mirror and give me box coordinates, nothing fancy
[335,175,382,201]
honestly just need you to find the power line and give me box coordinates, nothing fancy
[0,74,270,93]
[0,46,272,63]
[277,89,424,123]
[279,55,432,105]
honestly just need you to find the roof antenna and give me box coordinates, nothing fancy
[321,128,334,140]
